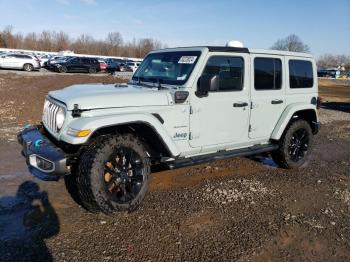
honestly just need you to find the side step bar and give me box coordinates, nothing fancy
[167,144,279,169]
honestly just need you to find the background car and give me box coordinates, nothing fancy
[126,61,141,72]
[97,58,108,71]
[106,60,133,74]
[37,54,52,67]
[46,56,64,69]
[118,63,133,72]
[54,57,100,73]
[0,53,40,71]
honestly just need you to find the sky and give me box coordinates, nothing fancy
[0,0,349,57]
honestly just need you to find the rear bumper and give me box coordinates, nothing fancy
[17,125,68,181]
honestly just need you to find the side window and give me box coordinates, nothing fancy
[71,58,80,64]
[289,60,313,88]
[202,56,244,91]
[81,58,89,64]
[254,58,282,90]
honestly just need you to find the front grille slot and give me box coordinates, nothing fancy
[43,99,61,133]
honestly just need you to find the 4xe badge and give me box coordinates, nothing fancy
[173,132,188,140]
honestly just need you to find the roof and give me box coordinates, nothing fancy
[249,48,313,58]
[151,46,313,58]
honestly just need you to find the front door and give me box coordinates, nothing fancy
[249,55,285,139]
[68,57,81,72]
[189,54,250,148]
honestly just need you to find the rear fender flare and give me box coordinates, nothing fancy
[271,103,318,140]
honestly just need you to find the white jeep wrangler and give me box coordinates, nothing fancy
[18,45,320,213]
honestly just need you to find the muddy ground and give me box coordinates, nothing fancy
[0,73,349,261]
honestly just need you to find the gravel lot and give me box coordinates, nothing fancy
[0,73,349,261]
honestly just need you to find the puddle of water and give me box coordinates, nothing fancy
[251,156,278,168]
[0,172,29,180]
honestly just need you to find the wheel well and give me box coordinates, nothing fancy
[89,123,172,160]
[290,109,318,133]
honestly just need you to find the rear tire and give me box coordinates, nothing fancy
[75,134,151,214]
[23,63,34,72]
[271,120,313,169]
[88,67,97,74]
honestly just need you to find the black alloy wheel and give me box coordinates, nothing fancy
[103,146,145,204]
[288,128,310,162]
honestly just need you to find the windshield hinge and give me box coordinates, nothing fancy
[189,106,193,114]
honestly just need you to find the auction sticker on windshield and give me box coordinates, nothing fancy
[178,56,197,64]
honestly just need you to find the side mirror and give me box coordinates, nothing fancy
[196,74,219,97]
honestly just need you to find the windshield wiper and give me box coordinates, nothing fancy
[147,77,165,90]
[132,76,166,90]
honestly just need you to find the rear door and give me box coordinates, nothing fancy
[80,58,90,72]
[249,55,285,139]
[2,55,16,68]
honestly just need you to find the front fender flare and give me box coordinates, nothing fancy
[270,103,317,140]
[59,113,180,157]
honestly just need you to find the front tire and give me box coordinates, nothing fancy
[75,134,151,214]
[58,66,67,73]
[271,120,313,169]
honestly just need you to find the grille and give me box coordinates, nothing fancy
[42,98,61,133]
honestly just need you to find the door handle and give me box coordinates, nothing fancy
[233,102,248,107]
[271,99,283,104]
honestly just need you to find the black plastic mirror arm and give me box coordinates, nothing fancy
[195,90,209,98]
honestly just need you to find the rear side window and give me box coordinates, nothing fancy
[254,58,282,90]
[202,56,244,91]
[289,60,313,88]
[81,58,89,63]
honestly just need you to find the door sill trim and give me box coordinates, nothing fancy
[166,143,278,169]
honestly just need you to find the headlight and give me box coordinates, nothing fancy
[56,107,65,130]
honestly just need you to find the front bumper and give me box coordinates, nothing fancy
[17,125,68,181]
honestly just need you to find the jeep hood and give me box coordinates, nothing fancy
[49,83,170,110]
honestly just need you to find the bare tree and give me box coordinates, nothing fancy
[38,31,54,51]
[24,32,38,50]
[317,54,350,69]
[55,31,70,51]
[138,38,163,57]
[106,32,123,56]
[0,25,164,58]
[271,34,310,52]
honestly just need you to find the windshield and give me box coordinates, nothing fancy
[132,51,201,85]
